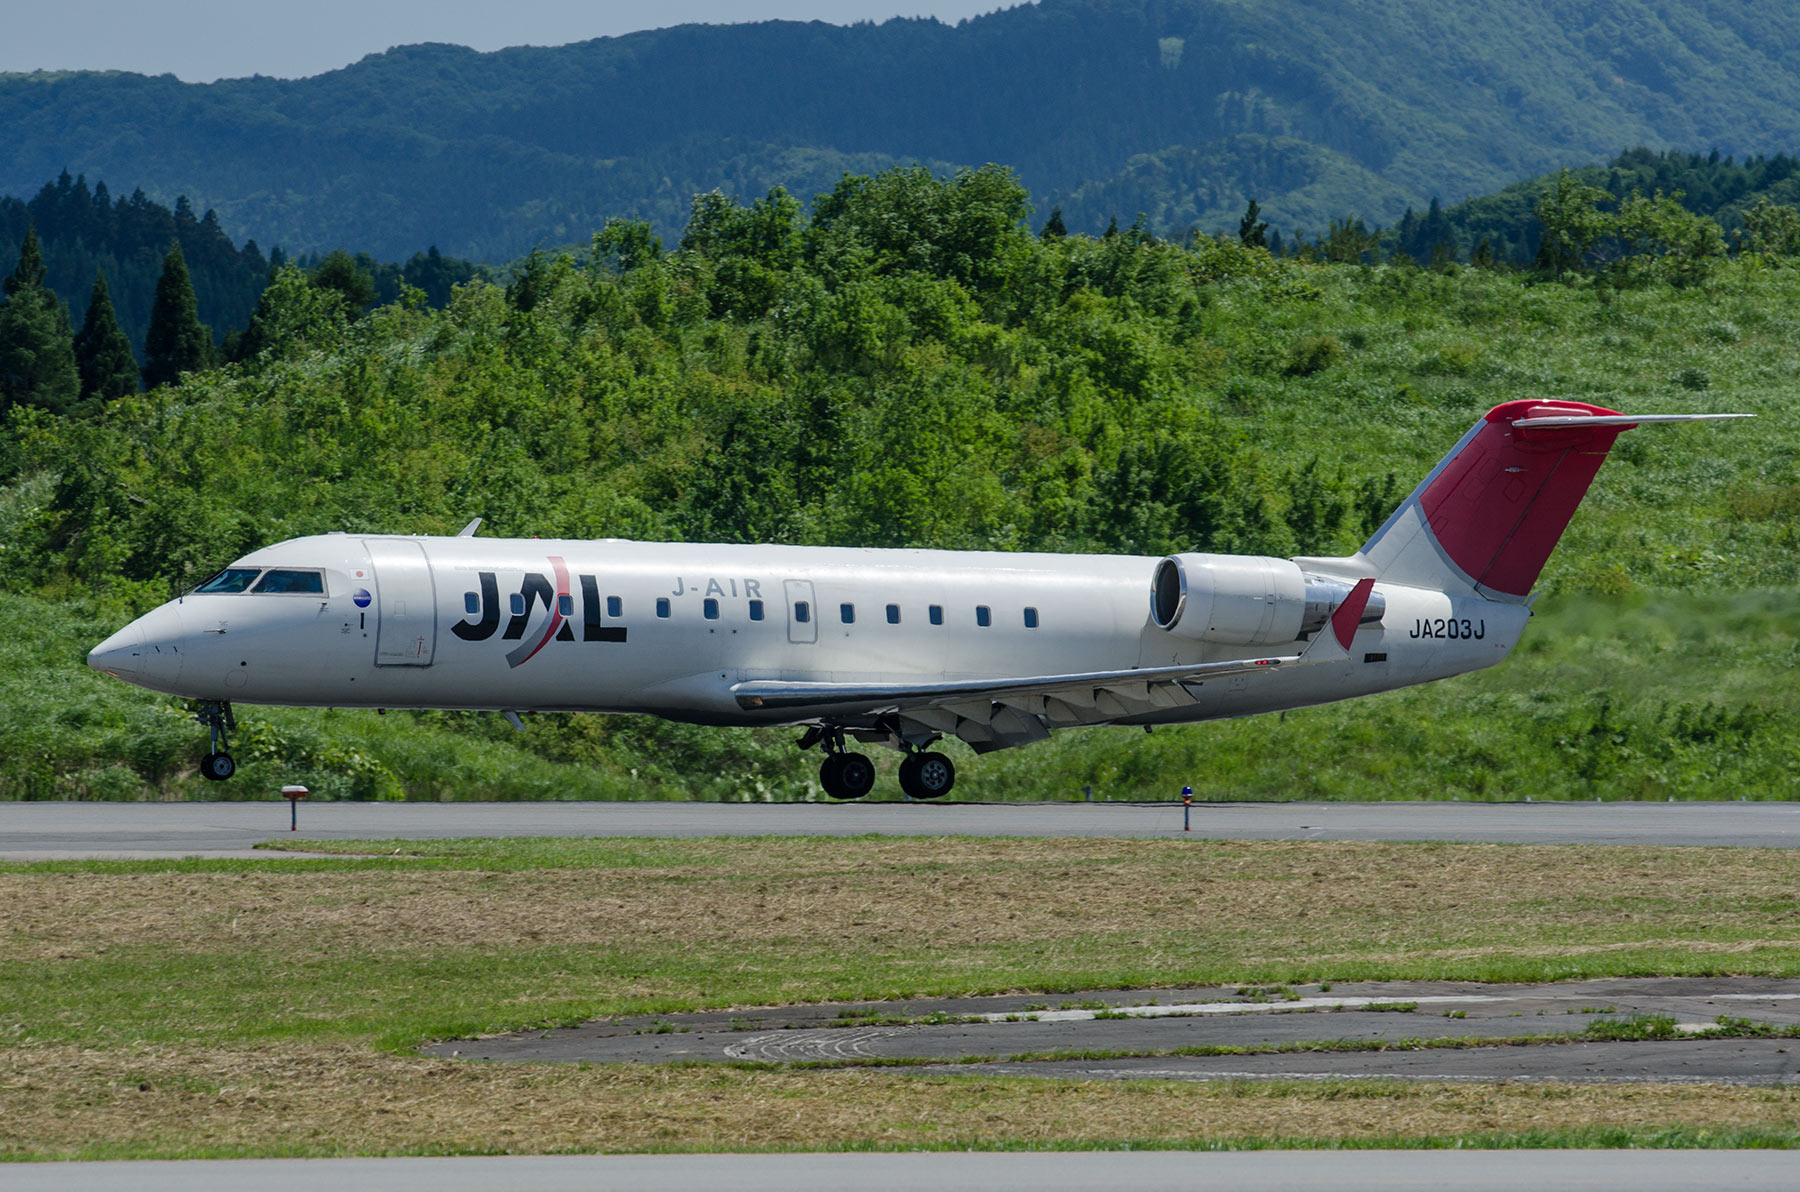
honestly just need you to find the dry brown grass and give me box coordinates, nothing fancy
[5,839,1795,971]
[4,839,1799,1158]
[5,1042,1800,1159]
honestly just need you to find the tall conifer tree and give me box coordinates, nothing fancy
[0,227,80,415]
[74,269,138,404]
[142,242,212,390]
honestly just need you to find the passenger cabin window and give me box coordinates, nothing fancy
[929,604,944,626]
[510,593,526,616]
[703,598,720,620]
[1024,607,1040,629]
[748,599,765,621]
[886,603,901,624]
[794,601,811,624]
[557,594,575,616]
[656,597,672,619]
[464,592,481,615]
[841,602,856,624]
[976,605,991,628]
[606,596,622,618]
[251,569,325,595]
[194,568,261,594]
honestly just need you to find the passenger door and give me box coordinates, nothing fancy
[364,538,438,666]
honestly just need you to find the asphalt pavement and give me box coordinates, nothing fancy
[7,1150,1798,1192]
[3,797,1799,859]
[433,976,1800,1085]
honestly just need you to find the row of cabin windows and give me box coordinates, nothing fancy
[469,591,1040,629]
[803,601,1039,629]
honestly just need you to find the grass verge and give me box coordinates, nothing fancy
[3,837,1799,1157]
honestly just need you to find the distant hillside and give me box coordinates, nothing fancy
[1402,147,1800,264]
[3,0,1798,259]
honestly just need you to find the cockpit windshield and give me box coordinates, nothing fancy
[192,567,262,594]
[251,569,326,595]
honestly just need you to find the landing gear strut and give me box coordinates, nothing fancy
[801,726,876,800]
[195,700,237,782]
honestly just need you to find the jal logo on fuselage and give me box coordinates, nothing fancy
[451,556,626,669]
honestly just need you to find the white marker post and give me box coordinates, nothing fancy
[281,785,309,831]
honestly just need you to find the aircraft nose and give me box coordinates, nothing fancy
[88,606,187,691]
[88,621,144,676]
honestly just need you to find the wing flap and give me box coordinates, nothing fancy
[731,654,1298,718]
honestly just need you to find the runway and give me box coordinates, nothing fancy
[10,1150,1798,1192]
[432,976,1800,1086]
[3,797,1799,859]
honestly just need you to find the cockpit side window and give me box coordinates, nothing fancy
[251,569,326,595]
[193,568,263,594]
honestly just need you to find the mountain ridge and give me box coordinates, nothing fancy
[3,1,1799,258]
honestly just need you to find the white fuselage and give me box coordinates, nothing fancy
[88,533,1528,735]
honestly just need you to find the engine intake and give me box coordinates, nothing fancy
[1150,554,1384,645]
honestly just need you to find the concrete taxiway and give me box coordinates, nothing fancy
[3,797,1798,859]
[433,977,1800,1086]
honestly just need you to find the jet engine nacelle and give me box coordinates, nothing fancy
[1150,553,1386,645]
[1151,553,1307,645]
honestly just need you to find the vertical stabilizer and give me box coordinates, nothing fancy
[1349,401,1696,600]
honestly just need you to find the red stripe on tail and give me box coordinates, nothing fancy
[1419,401,1626,598]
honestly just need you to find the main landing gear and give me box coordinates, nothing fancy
[801,726,956,800]
[898,750,956,800]
[819,750,876,800]
[195,700,237,782]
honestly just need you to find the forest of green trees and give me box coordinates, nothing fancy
[0,173,485,371]
[2,161,1799,803]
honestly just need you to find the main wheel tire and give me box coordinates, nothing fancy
[836,752,876,799]
[200,752,237,782]
[820,753,870,800]
[899,751,956,799]
[819,754,848,798]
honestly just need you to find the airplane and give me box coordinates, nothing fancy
[87,399,1745,800]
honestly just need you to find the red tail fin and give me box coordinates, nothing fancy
[1332,403,1746,602]
[1416,400,1625,598]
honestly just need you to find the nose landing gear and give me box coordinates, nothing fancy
[195,700,237,782]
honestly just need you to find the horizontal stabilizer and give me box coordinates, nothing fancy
[1511,412,1752,429]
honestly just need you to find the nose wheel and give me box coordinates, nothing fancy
[199,751,237,781]
[195,700,238,782]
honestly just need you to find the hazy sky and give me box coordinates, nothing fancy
[6,1,1013,83]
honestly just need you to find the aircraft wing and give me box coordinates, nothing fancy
[731,578,1375,752]
[731,654,1298,752]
